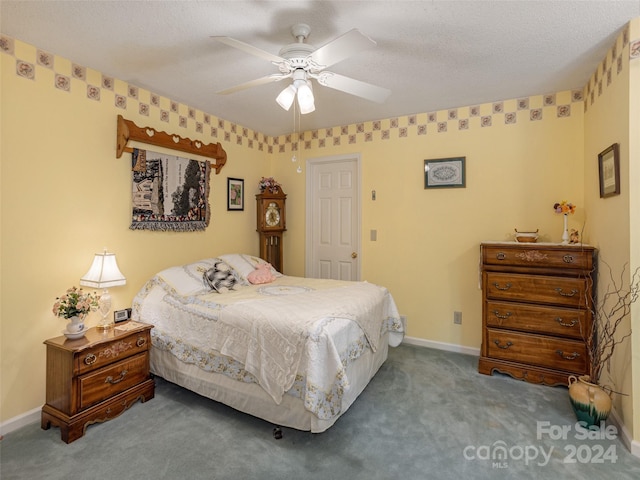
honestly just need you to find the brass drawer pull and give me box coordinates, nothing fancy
[496,252,506,260]
[556,350,580,360]
[136,336,146,348]
[493,340,513,349]
[563,255,575,263]
[84,353,97,365]
[492,310,512,320]
[105,370,128,385]
[555,288,578,297]
[493,282,512,291]
[555,317,577,327]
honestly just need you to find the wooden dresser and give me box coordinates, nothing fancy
[478,243,596,386]
[41,322,155,443]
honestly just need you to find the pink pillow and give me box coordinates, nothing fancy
[247,263,277,285]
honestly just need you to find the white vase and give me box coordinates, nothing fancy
[66,315,85,333]
[561,214,569,244]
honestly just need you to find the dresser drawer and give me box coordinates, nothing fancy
[485,300,588,339]
[485,272,588,307]
[76,330,150,375]
[78,352,149,410]
[486,328,586,374]
[483,245,593,270]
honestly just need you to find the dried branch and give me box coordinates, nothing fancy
[585,261,640,391]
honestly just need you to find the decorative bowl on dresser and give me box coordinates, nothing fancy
[478,242,596,386]
[41,321,155,443]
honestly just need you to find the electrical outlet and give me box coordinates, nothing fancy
[454,311,462,325]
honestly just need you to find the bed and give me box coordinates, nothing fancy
[131,253,403,432]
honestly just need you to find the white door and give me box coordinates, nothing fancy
[306,155,361,280]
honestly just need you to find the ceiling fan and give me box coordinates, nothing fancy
[212,24,391,114]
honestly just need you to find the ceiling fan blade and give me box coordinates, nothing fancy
[212,36,284,64]
[217,74,288,95]
[308,29,377,68]
[317,73,391,103]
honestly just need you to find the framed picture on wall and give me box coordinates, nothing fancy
[227,177,244,211]
[598,143,620,198]
[424,157,466,189]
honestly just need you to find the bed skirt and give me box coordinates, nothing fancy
[150,332,391,433]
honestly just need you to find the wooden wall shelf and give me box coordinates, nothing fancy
[115,115,227,174]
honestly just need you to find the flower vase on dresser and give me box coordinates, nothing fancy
[64,315,87,339]
[553,200,576,245]
[52,286,99,340]
[66,315,85,333]
[562,214,569,244]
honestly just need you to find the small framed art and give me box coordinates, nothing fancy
[424,157,466,189]
[598,143,620,198]
[227,177,244,211]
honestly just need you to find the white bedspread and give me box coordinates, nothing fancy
[219,282,386,403]
[133,270,401,407]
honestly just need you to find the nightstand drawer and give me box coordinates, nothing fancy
[76,330,149,375]
[485,300,588,339]
[78,352,149,410]
[482,245,593,270]
[485,272,588,307]
[486,329,587,374]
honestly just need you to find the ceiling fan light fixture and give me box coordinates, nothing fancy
[297,81,315,114]
[215,25,389,120]
[276,84,297,111]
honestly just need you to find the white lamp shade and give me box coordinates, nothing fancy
[297,82,315,114]
[276,84,297,111]
[79,252,126,288]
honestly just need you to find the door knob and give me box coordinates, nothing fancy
[351,252,358,259]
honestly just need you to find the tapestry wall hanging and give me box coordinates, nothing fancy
[131,148,211,231]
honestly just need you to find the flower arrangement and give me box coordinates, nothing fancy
[52,286,99,319]
[553,200,576,215]
[258,177,280,194]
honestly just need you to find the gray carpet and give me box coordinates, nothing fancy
[2,344,640,479]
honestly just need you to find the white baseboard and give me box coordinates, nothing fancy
[0,407,40,437]
[402,335,480,356]
[609,406,640,458]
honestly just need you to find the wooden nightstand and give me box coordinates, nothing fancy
[41,321,155,443]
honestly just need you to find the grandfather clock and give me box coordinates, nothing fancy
[256,185,286,272]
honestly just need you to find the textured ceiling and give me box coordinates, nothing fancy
[2,1,639,136]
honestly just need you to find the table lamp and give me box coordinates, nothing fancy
[79,249,126,330]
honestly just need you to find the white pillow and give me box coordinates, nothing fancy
[218,254,282,285]
[156,258,221,296]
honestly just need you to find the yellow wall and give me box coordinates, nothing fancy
[1,39,268,422]
[630,19,640,446]
[273,95,585,350]
[1,24,638,452]
[583,19,639,445]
